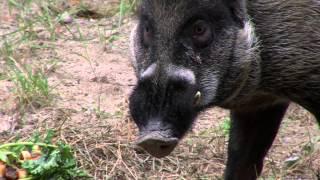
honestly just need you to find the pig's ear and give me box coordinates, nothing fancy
[225,0,247,28]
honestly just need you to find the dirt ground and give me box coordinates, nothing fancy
[0,1,320,179]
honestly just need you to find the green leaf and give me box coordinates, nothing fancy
[22,150,60,175]
[22,141,90,179]
[0,149,14,163]
[43,129,55,144]
[30,131,41,143]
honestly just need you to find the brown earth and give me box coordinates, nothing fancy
[0,1,319,179]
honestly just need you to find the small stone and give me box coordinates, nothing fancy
[59,12,73,24]
[284,155,300,167]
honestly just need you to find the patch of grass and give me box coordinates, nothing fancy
[197,117,231,139]
[218,117,231,136]
[0,0,62,109]
[0,73,6,80]
[107,33,120,44]
[94,109,113,119]
[94,109,124,119]
[11,66,51,108]
[118,0,139,26]
[7,0,59,40]
[198,127,217,138]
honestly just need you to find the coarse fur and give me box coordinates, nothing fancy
[129,0,320,179]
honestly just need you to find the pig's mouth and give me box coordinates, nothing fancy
[136,131,179,158]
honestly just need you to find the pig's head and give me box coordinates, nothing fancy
[129,0,260,158]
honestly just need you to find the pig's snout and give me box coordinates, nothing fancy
[137,132,178,158]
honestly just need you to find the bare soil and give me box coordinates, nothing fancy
[0,1,319,179]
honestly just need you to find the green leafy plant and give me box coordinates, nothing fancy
[218,117,231,136]
[7,0,60,40]
[11,66,51,108]
[0,130,90,180]
[118,0,138,26]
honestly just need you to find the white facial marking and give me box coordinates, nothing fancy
[129,23,139,71]
[241,20,257,48]
[141,63,157,80]
[169,66,196,85]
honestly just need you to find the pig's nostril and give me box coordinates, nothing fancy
[160,144,170,149]
[136,136,179,158]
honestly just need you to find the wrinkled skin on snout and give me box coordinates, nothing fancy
[129,0,256,158]
[129,65,201,158]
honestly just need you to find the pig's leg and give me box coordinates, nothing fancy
[225,102,289,180]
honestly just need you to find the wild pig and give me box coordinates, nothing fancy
[129,0,320,179]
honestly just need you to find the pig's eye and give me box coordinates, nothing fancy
[143,24,152,47]
[191,20,212,48]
